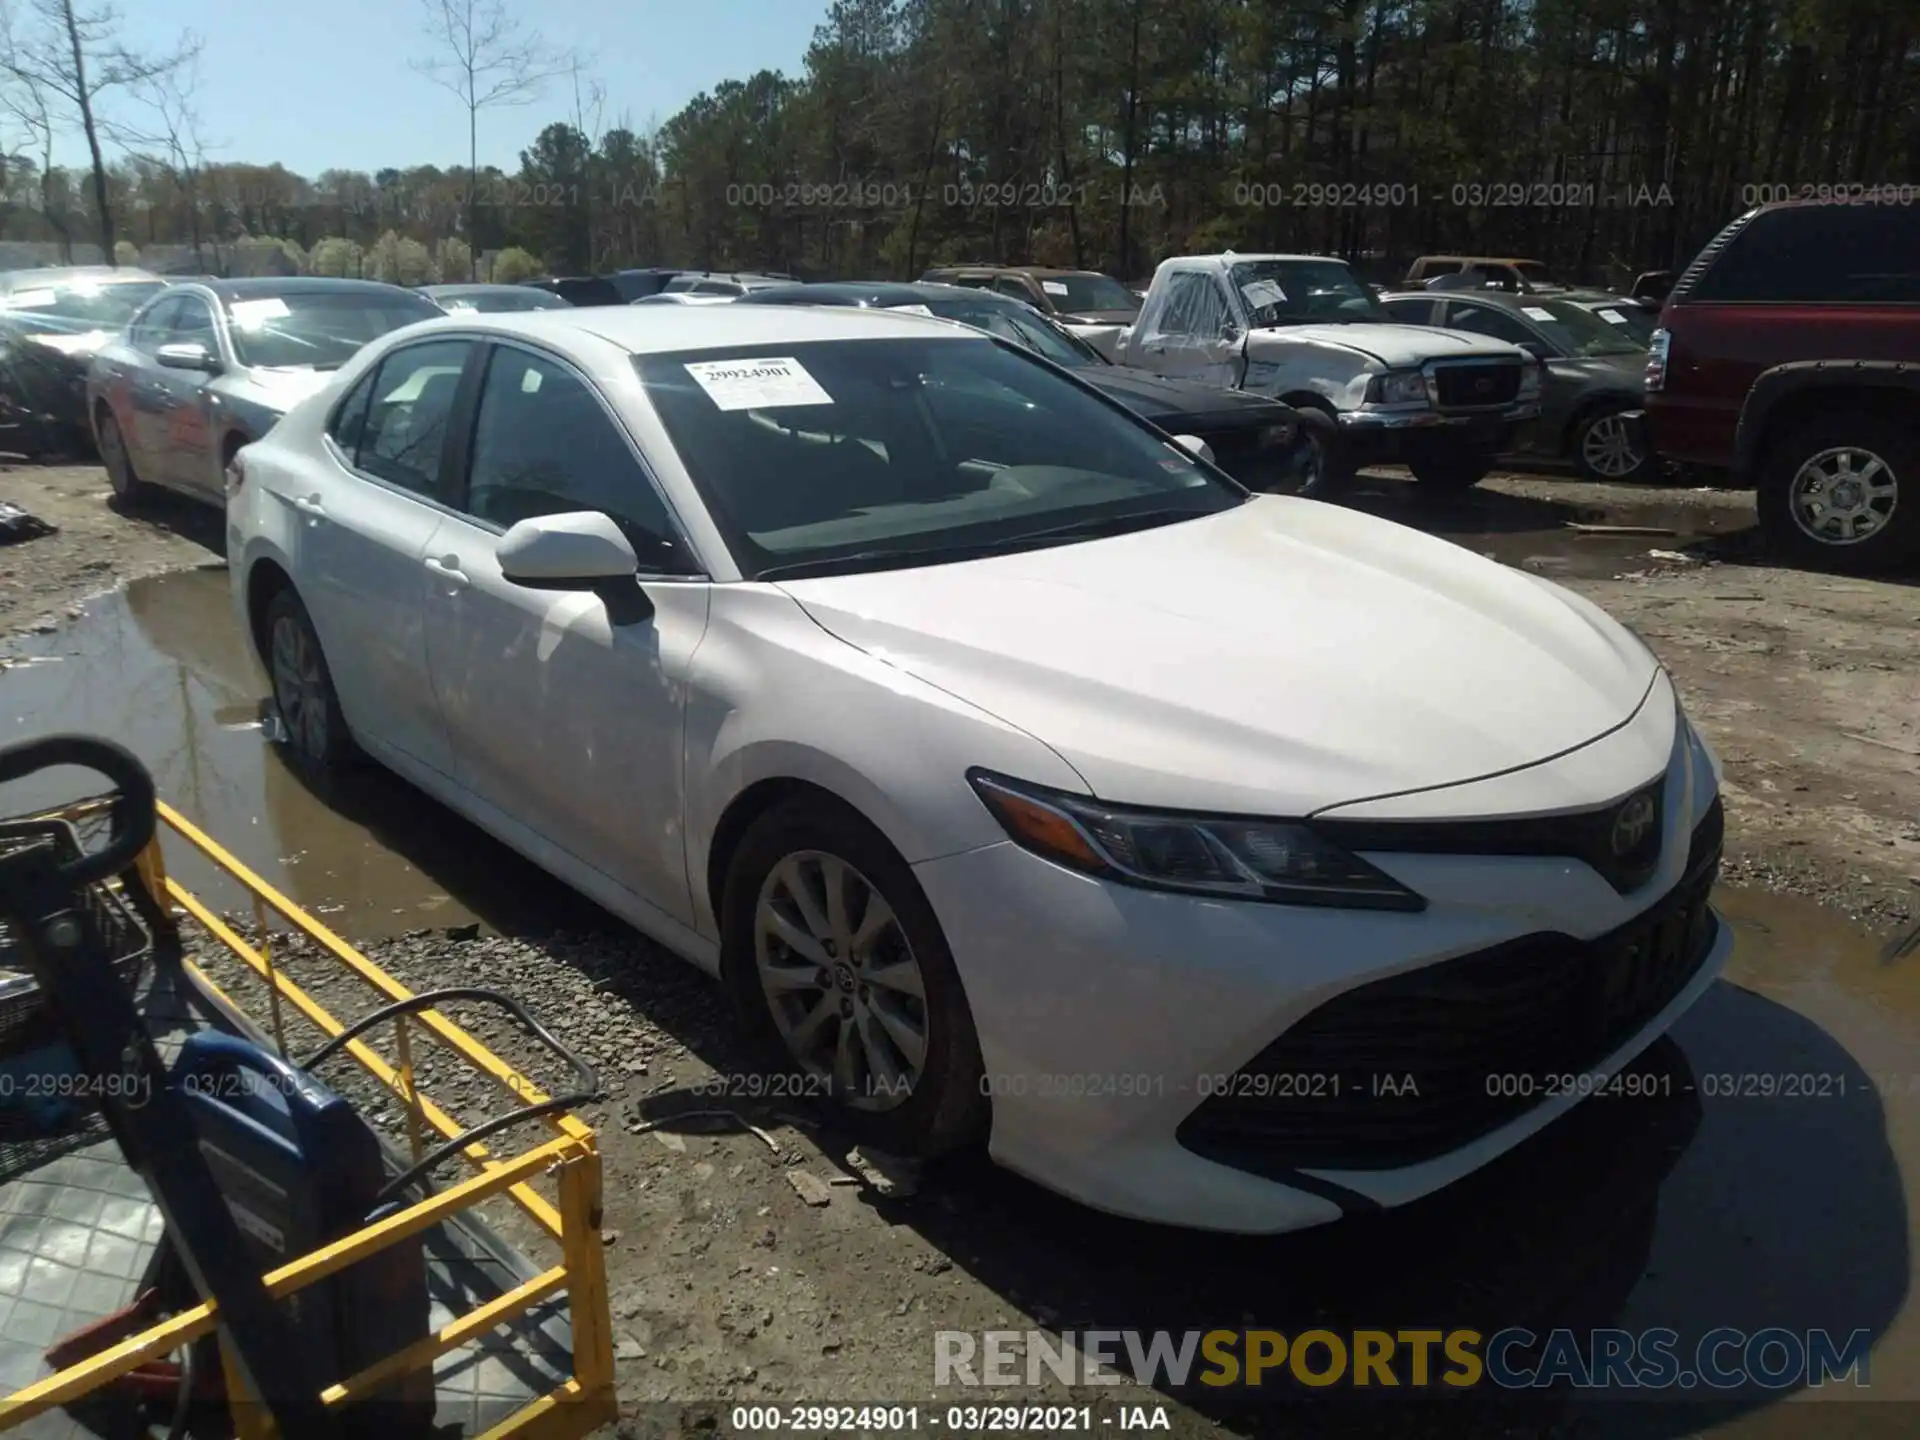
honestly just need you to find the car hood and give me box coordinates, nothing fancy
[1057,308,1140,325]
[220,366,339,412]
[1246,322,1524,367]
[27,330,111,360]
[1080,365,1290,423]
[777,497,1657,817]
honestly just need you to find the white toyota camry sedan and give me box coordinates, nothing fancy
[226,303,1729,1233]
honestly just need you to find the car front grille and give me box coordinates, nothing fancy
[1430,361,1523,409]
[1176,797,1724,1176]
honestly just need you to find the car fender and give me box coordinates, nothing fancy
[1732,360,1920,481]
[1243,335,1377,409]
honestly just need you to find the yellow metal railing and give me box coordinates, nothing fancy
[0,799,619,1437]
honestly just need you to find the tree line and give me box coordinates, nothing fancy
[6,0,1917,288]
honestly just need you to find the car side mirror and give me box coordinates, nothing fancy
[1172,434,1216,465]
[498,511,654,619]
[157,342,220,373]
[1220,321,1242,344]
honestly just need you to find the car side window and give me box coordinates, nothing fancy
[1445,303,1537,348]
[129,296,182,353]
[1695,206,1920,303]
[1384,298,1436,326]
[464,346,697,575]
[168,296,216,351]
[1163,272,1230,340]
[326,368,377,458]
[356,339,472,502]
[992,277,1031,302]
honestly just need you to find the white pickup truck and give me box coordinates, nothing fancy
[1114,252,1542,493]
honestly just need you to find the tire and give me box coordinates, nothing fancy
[97,408,146,503]
[1756,409,1920,573]
[1407,442,1494,492]
[262,588,357,775]
[1291,407,1354,495]
[1571,405,1650,482]
[720,797,987,1157]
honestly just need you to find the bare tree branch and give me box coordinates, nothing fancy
[0,0,199,263]
[119,39,216,265]
[410,0,568,278]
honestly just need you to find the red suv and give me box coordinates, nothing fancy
[1646,199,1920,570]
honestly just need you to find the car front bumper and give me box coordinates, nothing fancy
[1338,399,1541,431]
[914,708,1726,1234]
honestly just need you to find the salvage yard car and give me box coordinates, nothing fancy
[418,283,572,313]
[738,280,1304,491]
[227,303,1729,1233]
[1647,198,1920,570]
[1381,289,1651,480]
[0,266,168,456]
[918,264,1142,359]
[90,276,443,507]
[1117,252,1541,492]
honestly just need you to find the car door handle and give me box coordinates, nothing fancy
[423,556,468,591]
[292,494,325,520]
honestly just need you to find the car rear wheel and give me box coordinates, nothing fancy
[1572,407,1650,482]
[97,409,145,503]
[264,589,357,775]
[721,797,987,1157]
[1757,410,1919,573]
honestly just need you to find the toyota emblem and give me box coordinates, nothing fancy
[1610,793,1657,856]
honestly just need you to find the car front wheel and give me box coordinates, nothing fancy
[721,797,987,1156]
[1573,406,1650,481]
[97,409,145,503]
[1757,410,1918,572]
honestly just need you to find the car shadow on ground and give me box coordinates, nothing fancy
[109,486,228,557]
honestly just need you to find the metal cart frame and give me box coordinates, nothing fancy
[0,795,618,1439]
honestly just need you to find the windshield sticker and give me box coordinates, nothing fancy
[229,297,292,328]
[1240,279,1287,308]
[1596,308,1630,325]
[683,356,834,411]
[1522,305,1557,322]
[4,289,55,309]
[1041,281,1070,296]
[888,303,935,316]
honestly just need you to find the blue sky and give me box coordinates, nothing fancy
[93,0,826,177]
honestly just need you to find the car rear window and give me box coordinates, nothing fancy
[1689,205,1920,304]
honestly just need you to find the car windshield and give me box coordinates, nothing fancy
[1526,298,1646,356]
[224,290,442,369]
[908,299,1101,369]
[1045,274,1139,314]
[434,288,567,312]
[1228,260,1386,325]
[1579,302,1657,345]
[634,336,1244,580]
[1514,261,1560,287]
[1,278,165,332]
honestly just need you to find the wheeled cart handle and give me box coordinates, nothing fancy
[0,735,155,881]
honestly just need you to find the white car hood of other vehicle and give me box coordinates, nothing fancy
[1247,322,1520,366]
[778,496,1657,817]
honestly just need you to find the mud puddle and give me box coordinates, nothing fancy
[1345,470,1755,581]
[0,567,599,938]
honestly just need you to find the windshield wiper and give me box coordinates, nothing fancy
[752,505,1225,582]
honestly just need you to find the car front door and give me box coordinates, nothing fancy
[1146,271,1244,387]
[422,340,710,927]
[150,293,224,497]
[296,337,476,781]
[115,294,182,477]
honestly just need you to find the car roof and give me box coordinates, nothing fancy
[1412,255,1545,266]
[420,283,534,296]
[924,265,1103,279]
[192,276,428,302]
[0,266,163,289]
[1157,253,1333,271]
[742,280,1022,309]
[440,302,980,355]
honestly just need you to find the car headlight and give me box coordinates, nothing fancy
[968,771,1426,911]
[1257,420,1296,449]
[1369,369,1428,406]
[1517,357,1543,398]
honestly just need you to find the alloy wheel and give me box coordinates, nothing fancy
[753,850,929,1111]
[1787,446,1898,545]
[1580,412,1646,479]
[269,614,330,760]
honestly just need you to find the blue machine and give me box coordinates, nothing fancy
[170,1032,435,1433]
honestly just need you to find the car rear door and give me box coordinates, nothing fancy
[296,337,476,781]
[420,339,709,928]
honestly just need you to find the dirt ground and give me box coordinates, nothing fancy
[4,458,1918,1439]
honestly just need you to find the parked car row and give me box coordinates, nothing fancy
[223,299,1731,1233]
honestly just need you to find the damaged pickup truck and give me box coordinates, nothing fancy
[1115,253,1542,493]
